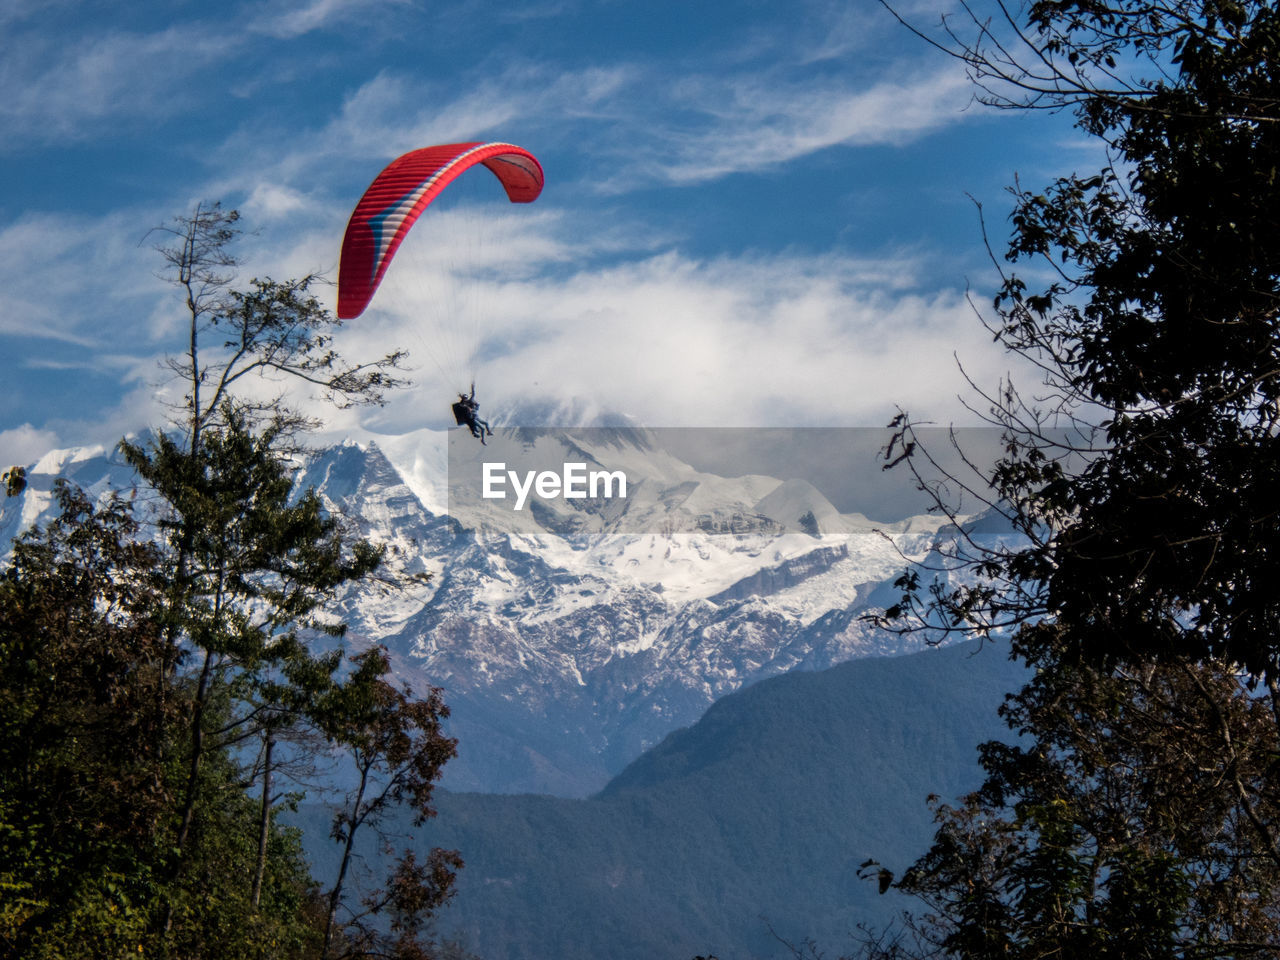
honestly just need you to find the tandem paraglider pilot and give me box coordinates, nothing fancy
[452,384,492,444]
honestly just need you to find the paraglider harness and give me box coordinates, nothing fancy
[452,384,492,444]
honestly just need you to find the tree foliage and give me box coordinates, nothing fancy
[880,0,1280,673]
[0,205,457,959]
[875,638,1280,959]
[0,480,326,959]
[0,484,172,958]
[859,1,1280,957]
[148,201,407,445]
[318,650,461,960]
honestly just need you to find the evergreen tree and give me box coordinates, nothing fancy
[0,482,323,959]
[0,204,459,958]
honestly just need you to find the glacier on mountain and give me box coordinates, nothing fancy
[0,421,1005,796]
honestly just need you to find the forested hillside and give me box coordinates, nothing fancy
[298,642,1027,960]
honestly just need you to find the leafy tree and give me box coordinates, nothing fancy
[859,1,1280,956]
[0,483,169,958]
[0,482,322,959]
[117,409,386,939]
[133,206,459,957]
[0,204,459,958]
[865,638,1280,959]
[147,201,407,446]
[879,0,1280,673]
[317,649,461,960]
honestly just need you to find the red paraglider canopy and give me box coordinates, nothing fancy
[337,142,544,320]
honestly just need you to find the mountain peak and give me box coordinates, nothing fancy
[3,425,1013,795]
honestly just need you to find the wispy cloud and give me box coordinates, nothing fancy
[0,205,195,377]
[248,0,411,38]
[0,424,63,470]
[0,213,147,340]
[314,232,1021,434]
[0,176,1017,459]
[319,65,634,160]
[206,50,973,213]
[789,0,901,65]
[190,61,635,243]
[0,0,1025,460]
[0,24,237,145]
[613,66,975,186]
[491,0,577,23]
[0,0,76,30]
[23,354,148,373]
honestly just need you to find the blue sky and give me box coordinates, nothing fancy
[0,0,1092,467]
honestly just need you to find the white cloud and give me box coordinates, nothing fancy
[0,424,62,470]
[0,0,70,29]
[0,25,237,144]
[319,66,634,161]
[201,50,974,222]
[0,185,1022,466]
[248,0,406,38]
[485,251,1009,428]
[314,230,1023,435]
[620,66,975,186]
[790,0,900,65]
[0,0,1025,461]
[303,55,973,196]
[491,0,577,23]
[190,62,632,224]
[0,211,164,344]
[243,182,312,221]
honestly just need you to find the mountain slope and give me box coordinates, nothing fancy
[297,640,1027,960]
[2,427,1012,796]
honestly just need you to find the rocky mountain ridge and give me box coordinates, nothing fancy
[1,423,1008,795]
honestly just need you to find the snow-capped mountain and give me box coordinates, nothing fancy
[0,422,1004,796]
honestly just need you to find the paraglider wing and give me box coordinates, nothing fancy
[337,141,544,320]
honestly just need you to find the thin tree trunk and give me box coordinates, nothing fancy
[161,647,214,939]
[323,761,370,959]
[175,648,214,855]
[251,727,274,910]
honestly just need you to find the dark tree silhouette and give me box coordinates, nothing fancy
[856,2,1280,957]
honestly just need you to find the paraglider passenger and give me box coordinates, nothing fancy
[451,384,492,444]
